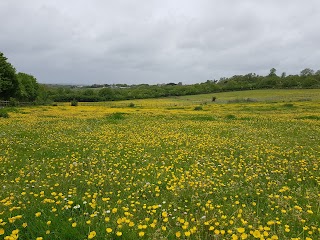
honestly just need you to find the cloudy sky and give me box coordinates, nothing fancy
[1,0,320,85]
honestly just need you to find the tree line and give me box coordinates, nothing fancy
[0,52,50,103]
[45,68,320,102]
[1,51,320,103]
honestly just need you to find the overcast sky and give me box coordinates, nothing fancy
[1,0,320,85]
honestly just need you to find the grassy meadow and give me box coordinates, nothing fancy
[0,89,320,240]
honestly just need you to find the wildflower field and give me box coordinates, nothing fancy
[1,89,320,240]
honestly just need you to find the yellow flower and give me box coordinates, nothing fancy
[237,227,245,233]
[88,231,96,239]
[36,238,43,240]
[0,228,4,235]
[241,233,248,239]
[139,231,145,237]
[22,222,27,228]
[252,230,261,238]
[116,231,122,236]
[35,212,41,217]
[72,222,77,227]
[176,231,181,238]
[232,234,239,240]
[106,228,112,233]
[104,217,110,222]
[162,212,168,218]
[184,231,191,237]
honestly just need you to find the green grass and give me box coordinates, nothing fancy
[0,89,320,239]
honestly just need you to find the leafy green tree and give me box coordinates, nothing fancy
[16,72,39,101]
[0,52,19,100]
[268,68,277,77]
[300,68,314,76]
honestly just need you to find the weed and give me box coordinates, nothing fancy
[194,105,203,111]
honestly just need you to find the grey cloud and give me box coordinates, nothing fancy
[1,0,320,84]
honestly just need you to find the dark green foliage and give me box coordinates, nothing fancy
[71,99,78,106]
[128,102,135,107]
[1,52,44,103]
[46,68,320,103]
[296,115,320,120]
[9,97,19,107]
[0,108,9,118]
[16,72,39,101]
[0,52,19,100]
[106,112,126,123]
[194,106,203,111]
[225,114,236,120]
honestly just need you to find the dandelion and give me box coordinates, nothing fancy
[88,231,96,239]
[252,230,261,238]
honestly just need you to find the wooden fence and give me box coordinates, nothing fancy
[0,100,33,107]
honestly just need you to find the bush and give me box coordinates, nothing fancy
[128,102,135,107]
[106,112,126,123]
[9,97,18,107]
[71,99,78,106]
[225,114,236,120]
[194,106,203,111]
[0,109,9,118]
[212,96,217,102]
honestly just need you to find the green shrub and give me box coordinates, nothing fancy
[194,106,203,111]
[0,109,9,118]
[225,114,236,120]
[128,102,135,107]
[9,97,18,107]
[107,112,126,121]
[71,99,78,106]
